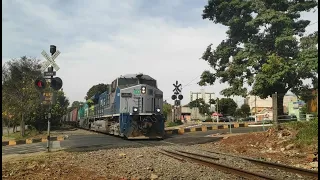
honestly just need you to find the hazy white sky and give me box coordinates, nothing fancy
[2,0,318,106]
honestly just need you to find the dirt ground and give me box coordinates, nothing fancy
[201,125,318,170]
[2,124,318,179]
[2,151,120,180]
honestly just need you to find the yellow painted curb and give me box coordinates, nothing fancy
[57,136,64,141]
[244,123,248,127]
[190,127,196,132]
[201,126,207,132]
[166,130,173,135]
[41,138,48,142]
[234,123,239,128]
[178,128,184,135]
[26,139,32,144]
[212,125,218,130]
[8,141,16,146]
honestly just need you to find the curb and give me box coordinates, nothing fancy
[2,136,65,146]
[165,123,248,135]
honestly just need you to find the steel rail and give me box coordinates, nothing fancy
[203,150,318,178]
[161,149,278,180]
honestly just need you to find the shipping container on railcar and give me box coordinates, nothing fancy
[72,108,78,121]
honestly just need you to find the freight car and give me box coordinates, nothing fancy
[65,73,165,139]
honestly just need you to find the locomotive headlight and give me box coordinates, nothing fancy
[133,107,138,112]
[141,86,146,94]
[156,108,161,113]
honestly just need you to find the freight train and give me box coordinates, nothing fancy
[62,73,165,139]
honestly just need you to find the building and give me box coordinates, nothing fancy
[190,89,215,104]
[244,94,298,115]
[180,105,206,122]
[190,89,215,111]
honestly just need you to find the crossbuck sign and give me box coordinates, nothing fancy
[41,50,61,72]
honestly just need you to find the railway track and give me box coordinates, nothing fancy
[203,149,318,178]
[159,148,318,180]
[72,125,319,179]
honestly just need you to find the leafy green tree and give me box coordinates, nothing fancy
[86,83,109,100]
[71,101,83,109]
[162,102,172,120]
[235,104,251,118]
[217,98,238,116]
[2,57,42,136]
[189,98,211,115]
[240,104,251,117]
[199,0,318,115]
[2,57,70,133]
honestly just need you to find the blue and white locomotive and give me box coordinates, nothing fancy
[77,73,165,139]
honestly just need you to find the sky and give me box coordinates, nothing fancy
[2,0,318,107]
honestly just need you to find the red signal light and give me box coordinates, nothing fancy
[35,78,46,90]
[37,81,43,88]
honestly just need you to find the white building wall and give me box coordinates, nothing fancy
[245,95,298,108]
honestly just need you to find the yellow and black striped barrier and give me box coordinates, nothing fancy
[165,123,248,135]
[2,136,65,146]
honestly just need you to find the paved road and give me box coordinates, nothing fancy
[2,143,47,156]
[2,126,271,156]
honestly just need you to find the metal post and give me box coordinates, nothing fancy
[47,66,53,152]
[217,99,219,123]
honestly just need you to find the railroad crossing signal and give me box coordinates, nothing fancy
[41,50,60,72]
[51,77,63,90]
[172,81,182,95]
[35,78,47,90]
[172,80,183,101]
[42,92,53,105]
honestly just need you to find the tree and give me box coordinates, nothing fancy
[86,84,109,100]
[71,101,83,109]
[2,57,70,133]
[217,98,238,116]
[199,0,318,115]
[2,57,42,136]
[240,104,251,117]
[235,104,251,118]
[162,102,172,120]
[189,98,211,115]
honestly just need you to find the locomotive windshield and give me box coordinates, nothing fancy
[139,79,157,88]
[118,78,157,88]
[118,78,139,87]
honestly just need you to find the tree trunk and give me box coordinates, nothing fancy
[21,113,25,136]
[7,120,10,137]
[277,93,285,116]
[13,125,16,133]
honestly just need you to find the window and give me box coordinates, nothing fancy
[140,79,157,88]
[118,78,138,87]
[148,89,153,95]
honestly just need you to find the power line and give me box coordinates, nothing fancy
[308,21,318,26]
[182,75,201,89]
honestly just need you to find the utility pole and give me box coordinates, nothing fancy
[216,98,219,123]
[272,93,278,130]
[255,96,257,122]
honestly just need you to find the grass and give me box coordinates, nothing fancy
[165,120,183,127]
[286,119,318,146]
[2,128,43,141]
